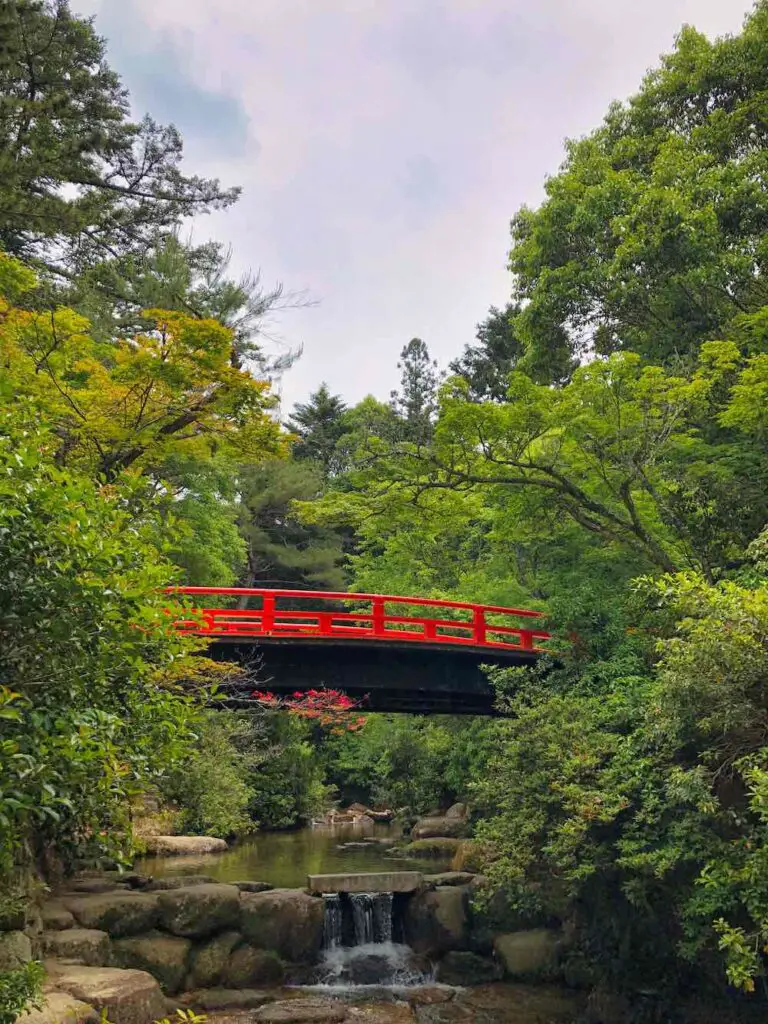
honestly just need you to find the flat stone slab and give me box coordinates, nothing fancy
[143,836,228,856]
[308,871,423,894]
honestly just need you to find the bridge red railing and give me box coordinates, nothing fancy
[168,587,551,654]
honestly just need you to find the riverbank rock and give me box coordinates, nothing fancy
[445,803,469,820]
[112,932,191,994]
[435,950,502,986]
[41,902,76,931]
[145,875,215,891]
[157,883,240,937]
[179,988,275,1011]
[43,928,111,967]
[63,893,160,937]
[423,872,475,887]
[240,889,324,962]
[411,817,468,840]
[400,838,463,859]
[186,930,240,988]
[21,991,99,1024]
[232,881,274,893]
[493,929,560,979]
[143,836,228,856]
[0,929,32,969]
[405,887,468,956]
[44,961,166,1024]
[254,1000,349,1023]
[223,945,285,987]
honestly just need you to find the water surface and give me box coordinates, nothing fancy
[137,822,450,888]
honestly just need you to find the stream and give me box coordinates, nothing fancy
[136,821,451,888]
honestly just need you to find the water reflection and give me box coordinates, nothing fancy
[136,822,449,888]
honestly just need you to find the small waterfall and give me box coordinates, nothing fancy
[350,893,375,944]
[322,894,343,949]
[373,892,393,943]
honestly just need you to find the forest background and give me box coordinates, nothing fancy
[2,0,768,1013]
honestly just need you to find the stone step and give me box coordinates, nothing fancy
[307,871,423,893]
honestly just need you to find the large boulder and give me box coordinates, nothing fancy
[445,803,469,820]
[404,887,468,956]
[44,962,166,1024]
[156,883,240,938]
[43,929,111,967]
[41,901,76,931]
[401,838,463,859]
[143,836,228,856]
[423,872,475,887]
[254,1001,349,1023]
[411,816,468,840]
[112,932,192,994]
[185,930,240,989]
[179,989,275,1011]
[63,893,159,937]
[240,889,324,962]
[0,929,32,969]
[493,928,560,979]
[232,881,274,893]
[21,991,98,1024]
[223,944,285,987]
[435,950,502,986]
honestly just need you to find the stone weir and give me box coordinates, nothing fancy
[307,871,423,894]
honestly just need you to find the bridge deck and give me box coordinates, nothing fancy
[169,588,551,714]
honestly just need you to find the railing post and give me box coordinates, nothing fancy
[261,594,275,635]
[372,597,386,637]
[519,629,534,651]
[473,607,486,646]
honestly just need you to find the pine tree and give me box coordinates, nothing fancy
[287,383,349,476]
[449,303,523,402]
[390,337,441,442]
[0,0,238,276]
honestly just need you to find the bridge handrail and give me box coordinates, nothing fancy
[167,587,550,653]
[167,586,545,619]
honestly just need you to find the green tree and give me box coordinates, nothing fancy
[287,383,349,476]
[0,0,237,277]
[449,303,523,402]
[509,4,768,382]
[390,337,441,442]
[239,459,346,591]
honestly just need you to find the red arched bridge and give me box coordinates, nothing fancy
[170,588,552,715]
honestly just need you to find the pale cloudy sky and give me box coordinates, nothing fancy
[75,0,752,412]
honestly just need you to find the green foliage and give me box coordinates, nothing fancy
[287,384,350,477]
[508,3,768,382]
[0,962,44,1024]
[0,410,203,871]
[449,303,523,402]
[0,0,237,277]
[247,714,329,829]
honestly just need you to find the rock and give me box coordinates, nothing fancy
[21,991,99,1024]
[405,987,455,1006]
[156,883,240,938]
[240,889,325,962]
[232,881,274,893]
[178,988,275,1011]
[66,879,128,894]
[144,875,216,891]
[185,930,240,988]
[0,929,32,969]
[423,873,475,887]
[254,1001,349,1023]
[43,929,111,967]
[435,951,502,986]
[222,944,284,986]
[445,804,469,820]
[44,962,166,1024]
[405,888,468,956]
[401,839,463,859]
[308,871,422,894]
[41,901,76,931]
[112,932,192,994]
[493,929,560,979]
[450,842,487,874]
[411,817,468,840]
[63,893,159,937]
[143,836,228,856]
[454,982,583,1023]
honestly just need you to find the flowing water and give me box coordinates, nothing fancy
[136,822,450,887]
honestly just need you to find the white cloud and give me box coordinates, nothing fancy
[81,0,752,411]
